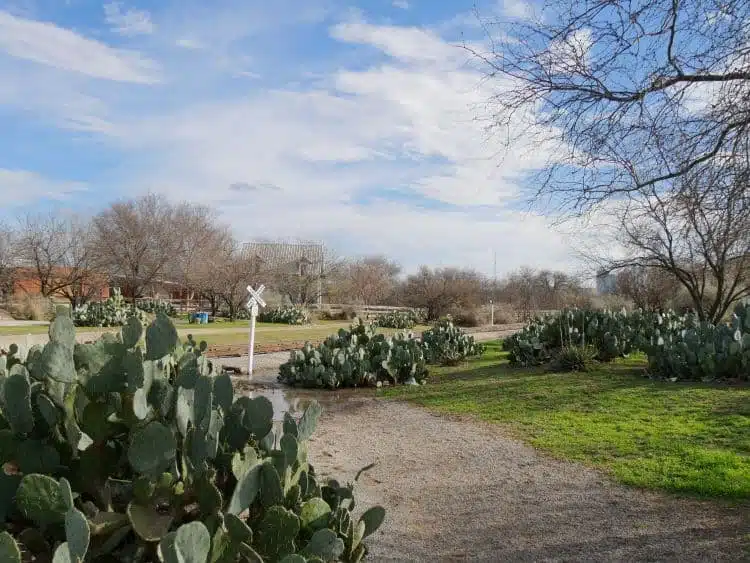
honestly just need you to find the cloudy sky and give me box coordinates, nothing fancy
[0,0,586,277]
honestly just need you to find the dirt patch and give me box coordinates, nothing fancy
[308,398,749,562]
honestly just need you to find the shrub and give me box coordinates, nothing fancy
[375,310,418,329]
[138,299,177,317]
[0,313,384,562]
[258,306,310,325]
[279,319,428,388]
[9,294,54,321]
[72,289,147,327]
[553,345,599,372]
[447,309,480,328]
[420,319,484,366]
[319,307,357,321]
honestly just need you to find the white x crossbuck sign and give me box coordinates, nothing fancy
[246,284,266,311]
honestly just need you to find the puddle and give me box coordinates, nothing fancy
[234,380,372,426]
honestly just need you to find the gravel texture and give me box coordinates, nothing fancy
[306,396,749,562]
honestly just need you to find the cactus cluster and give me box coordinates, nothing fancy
[278,320,428,388]
[645,303,750,381]
[0,313,384,561]
[504,306,750,381]
[258,307,310,325]
[503,308,682,367]
[374,311,421,330]
[72,289,148,328]
[420,319,484,366]
[137,299,177,317]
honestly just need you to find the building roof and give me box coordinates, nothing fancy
[242,241,324,268]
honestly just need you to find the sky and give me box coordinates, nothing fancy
[0,0,588,278]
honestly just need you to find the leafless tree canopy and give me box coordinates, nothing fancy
[343,256,401,306]
[614,266,683,311]
[270,248,343,306]
[92,194,183,302]
[474,0,750,209]
[16,213,100,307]
[609,160,750,322]
[497,267,588,319]
[401,266,484,320]
[0,222,16,301]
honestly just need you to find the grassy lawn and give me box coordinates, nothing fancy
[0,320,428,350]
[383,341,750,500]
[0,324,51,335]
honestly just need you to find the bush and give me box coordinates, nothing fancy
[553,345,599,372]
[258,306,310,325]
[447,309,480,328]
[319,307,357,321]
[138,299,177,317]
[9,294,54,321]
[421,319,484,366]
[72,289,147,327]
[279,319,428,388]
[0,313,384,562]
[375,310,418,329]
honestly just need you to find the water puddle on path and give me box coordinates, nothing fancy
[232,379,373,423]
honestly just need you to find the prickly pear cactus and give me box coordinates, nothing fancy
[0,312,384,562]
[278,321,429,389]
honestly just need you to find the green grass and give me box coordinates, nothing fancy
[0,324,51,335]
[384,341,750,500]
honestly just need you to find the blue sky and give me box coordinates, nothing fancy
[0,0,583,276]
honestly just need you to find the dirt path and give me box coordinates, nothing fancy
[305,395,748,562]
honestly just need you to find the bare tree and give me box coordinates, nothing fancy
[16,214,102,308]
[170,203,233,308]
[92,194,180,303]
[344,255,401,306]
[271,248,343,306]
[216,247,256,321]
[401,266,484,320]
[473,0,750,210]
[497,267,587,318]
[0,222,16,304]
[614,267,682,311]
[605,161,750,322]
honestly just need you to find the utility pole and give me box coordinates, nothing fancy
[491,250,497,325]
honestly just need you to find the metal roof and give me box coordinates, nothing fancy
[241,241,324,267]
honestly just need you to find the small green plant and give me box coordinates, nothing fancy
[259,306,310,325]
[420,319,484,366]
[553,345,599,372]
[0,313,384,561]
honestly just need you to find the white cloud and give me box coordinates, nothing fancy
[393,0,410,9]
[0,169,87,205]
[104,2,154,36]
[0,10,579,276]
[330,22,461,64]
[0,9,159,83]
[175,38,205,50]
[500,0,533,19]
[83,18,570,275]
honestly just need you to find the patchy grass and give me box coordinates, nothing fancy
[0,324,51,335]
[384,341,750,500]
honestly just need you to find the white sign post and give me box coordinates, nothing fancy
[245,284,266,377]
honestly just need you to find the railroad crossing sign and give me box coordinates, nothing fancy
[245,284,266,377]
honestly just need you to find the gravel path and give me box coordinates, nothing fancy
[306,396,749,562]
